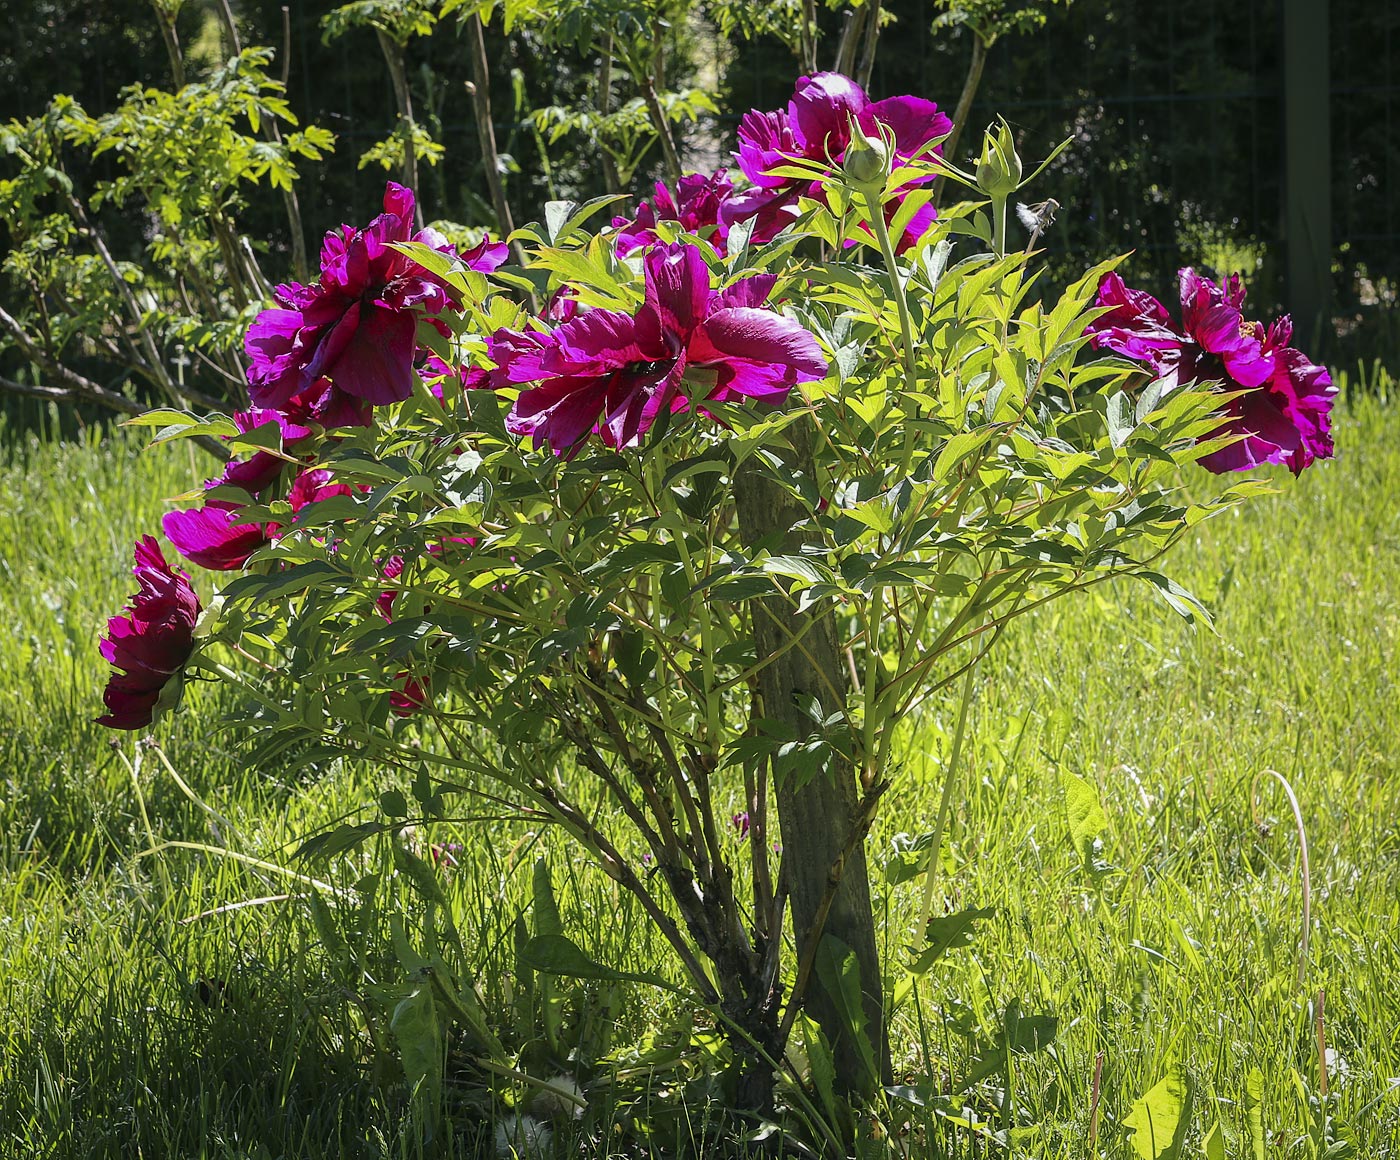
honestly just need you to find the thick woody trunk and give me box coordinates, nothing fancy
[734,420,889,1099]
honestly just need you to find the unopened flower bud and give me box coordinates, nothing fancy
[842,116,890,192]
[975,117,1023,199]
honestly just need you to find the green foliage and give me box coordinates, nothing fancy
[322,0,439,46]
[1124,1065,1193,1159]
[932,0,1071,46]
[152,139,1279,1135]
[0,46,334,411]
[3,396,1400,1154]
[358,118,446,173]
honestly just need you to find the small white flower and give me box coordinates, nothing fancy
[493,1113,554,1159]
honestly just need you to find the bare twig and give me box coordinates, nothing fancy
[0,374,142,416]
[856,0,883,90]
[931,33,988,206]
[375,29,422,225]
[464,14,526,267]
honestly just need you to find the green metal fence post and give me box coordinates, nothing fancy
[1283,0,1332,348]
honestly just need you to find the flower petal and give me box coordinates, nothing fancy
[690,307,828,382]
[162,506,268,571]
[789,72,867,157]
[644,242,711,339]
[323,302,418,404]
[858,96,952,162]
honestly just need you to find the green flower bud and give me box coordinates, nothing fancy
[975,117,1024,199]
[842,116,891,193]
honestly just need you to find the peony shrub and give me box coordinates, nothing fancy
[99,72,1335,1144]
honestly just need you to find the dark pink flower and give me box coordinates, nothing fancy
[376,537,476,621]
[287,467,354,513]
[245,183,505,421]
[1085,269,1336,475]
[613,169,734,256]
[97,536,201,730]
[478,242,828,454]
[390,672,430,717]
[163,411,323,571]
[721,73,951,248]
[1197,315,1336,474]
[732,811,750,839]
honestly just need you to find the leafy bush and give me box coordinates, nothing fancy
[94,67,1335,1152]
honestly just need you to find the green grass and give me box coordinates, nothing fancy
[1,397,1398,1157]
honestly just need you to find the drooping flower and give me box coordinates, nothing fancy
[721,73,952,248]
[97,536,201,730]
[477,242,828,454]
[244,183,506,423]
[1085,269,1336,474]
[613,169,734,256]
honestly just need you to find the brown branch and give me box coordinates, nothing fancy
[856,0,883,89]
[375,29,422,225]
[641,83,682,186]
[151,1,186,88]
[0,374,142,416]
[213,0,309,280]
[63,196,189,410]
[597,40,622,195]
[833,6,867,76]
[931,33,988,206]
[464,14,526,267]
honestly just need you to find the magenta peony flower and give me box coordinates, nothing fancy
[477,242,828,454]
[613,169,735,256]
[163,410,320,571]
[390,671,430,717]
[97,536,201,730]
[1085,269,1336,474]
[244,182,507,422]
[721,72,951,248]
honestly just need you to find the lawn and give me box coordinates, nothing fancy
[1,389,1397,1158]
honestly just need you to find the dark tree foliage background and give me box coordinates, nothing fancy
[3,0,1397,426]
[728,0,1400,369]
